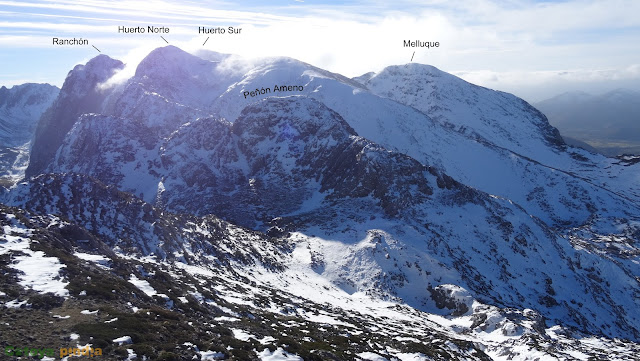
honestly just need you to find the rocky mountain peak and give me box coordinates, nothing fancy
[26,56,123,178]
[233,96,357,147]
[63,54,124,96]
[135,45,206,79]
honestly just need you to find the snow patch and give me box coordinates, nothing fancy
[112,336,133,345]
[357,352,389,361]
[231,328,255,341]
[200,350,225,360]
[128,274,157,296]
[74,252,111,269]
[1,229,69,297]
[5,299,28,308]
[258,347,303,361]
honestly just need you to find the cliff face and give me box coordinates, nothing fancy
[26,55,123,178]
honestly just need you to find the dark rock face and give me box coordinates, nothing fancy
[26,55,124,178]
[161,97,436,226]
[428,285,471,317]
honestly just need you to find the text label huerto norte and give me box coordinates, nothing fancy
[118,26,170,33]
[53,38,89,45]
[404,40,440,48]
[199,26,242,34]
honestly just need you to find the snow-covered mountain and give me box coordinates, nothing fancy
[3,46,640,360]
[360,64,565,159]
[0,83,58,183]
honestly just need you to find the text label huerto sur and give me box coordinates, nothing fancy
[198,26,242,34]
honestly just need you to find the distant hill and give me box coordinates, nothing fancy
[562,135,599,153]
[535,89,640,156]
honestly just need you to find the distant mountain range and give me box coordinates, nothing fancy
[1,46,640,360]
[0,83,58,185]
[535,89,640,156]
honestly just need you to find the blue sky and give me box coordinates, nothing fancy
[1,0,639,101]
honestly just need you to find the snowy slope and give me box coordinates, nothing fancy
[0,211,68,297]
[9,202,619,360]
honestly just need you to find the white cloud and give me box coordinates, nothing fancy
[96,44,159,90]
